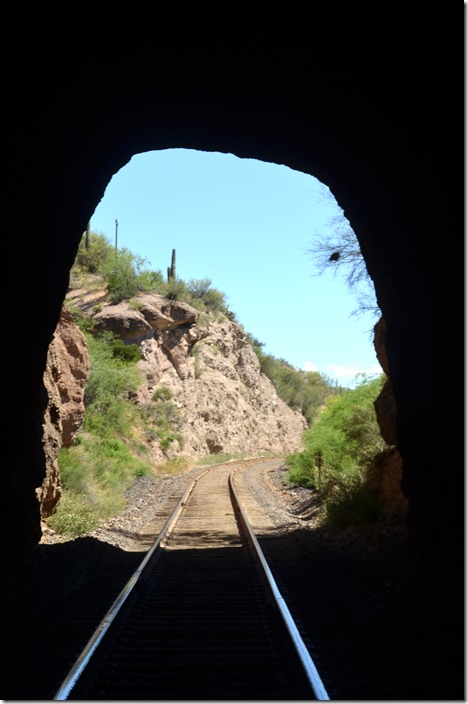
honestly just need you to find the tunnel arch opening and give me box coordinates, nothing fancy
[2,15,461,580]
[44,146,391,538]
[22,96,458,566]
[0,14,462,699]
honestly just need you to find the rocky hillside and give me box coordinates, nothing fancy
[91,290,307,459]
[40,286,307,516]
[40,308,89,517]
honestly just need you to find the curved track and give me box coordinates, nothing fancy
[54,459,329,701]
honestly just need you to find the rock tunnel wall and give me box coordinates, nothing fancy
[0,10,462,571]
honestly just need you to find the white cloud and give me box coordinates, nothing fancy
[302,361,319,372]
[324,362,383,387]
[302,361,384,386]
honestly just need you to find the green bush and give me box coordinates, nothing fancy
[286,374,386,488]
[136,268,165,293]
[142,399,183,453]
[108,337,141,364]
[55,445,89,494]
[186,277,213,299]
[160,278,191,302]
[283,448,318,488]
[99,248,142,302]
[74,231,115,274]
[95,246,165,303]
[46,491,110,536]
[185,278,230,314]
[285,375,387,530]
[84,333,141,411]
[153,400,181,426]
[152,385,173,402]
[320,475,383,531]
[49,435,151,537]
[45,324,155,537]
[67,305,98,334]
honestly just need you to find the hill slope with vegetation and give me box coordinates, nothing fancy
[72,230,342,418]
[48,231,345,536]
[285,373,389,530]
[46,230,392,538]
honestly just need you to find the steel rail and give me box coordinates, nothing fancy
[53,458,329,700]
[53,467,212,701]
[229,468,330,701]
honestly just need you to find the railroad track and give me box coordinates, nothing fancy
[53,459,329,700]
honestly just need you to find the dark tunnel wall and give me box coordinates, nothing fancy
[0,10,462,572]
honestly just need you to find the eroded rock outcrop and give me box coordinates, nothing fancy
[138,314,307,461]
[39,308,89,517]
[68,290,306,464]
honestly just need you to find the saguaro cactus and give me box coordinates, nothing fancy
[167,248,177,281]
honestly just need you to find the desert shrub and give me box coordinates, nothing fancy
[129,298,143,310]
[141,399,183,453]
[74,231,114,273]
[284,374,387,530]
[84,333,140,410]
[320,475,383,531]
[186,277,213,299]
[45,321,155,539]
[224,309,238,322]
[153,400,183,451]
[285,373,386,490]
[152,385,173,402]
[136,268,165,293]
[153,400,181,426]
[108,337,141,364]
[99,248,142,302]
[160,278,191,302]
[49,435,151,537]
[186,278,227,312]
[67,304,98,334]
[97,247,164,303]
[283,448,318,488]
[46,491,110,536]
[55,444,89,494]
[199,287,229,314]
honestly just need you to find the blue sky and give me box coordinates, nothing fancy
[90,148,383,388]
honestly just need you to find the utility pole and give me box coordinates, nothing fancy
[115,219,118,251]
[85,221,90,250]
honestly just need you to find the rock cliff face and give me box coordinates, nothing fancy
[365,317,407,521]
[66,289,306,466]
[39,308,89,517]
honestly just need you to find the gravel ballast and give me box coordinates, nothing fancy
[0,461,463,700]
